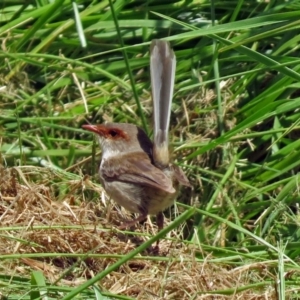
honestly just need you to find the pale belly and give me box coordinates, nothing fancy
[100,175,178,215]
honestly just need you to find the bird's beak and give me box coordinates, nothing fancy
[82,124,104,135]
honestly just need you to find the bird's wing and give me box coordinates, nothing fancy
[172,164,191,187]
[101,152,175,193]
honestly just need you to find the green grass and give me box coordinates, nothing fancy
[1,0,300,298]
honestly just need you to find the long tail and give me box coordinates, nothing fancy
[150,39,176,168]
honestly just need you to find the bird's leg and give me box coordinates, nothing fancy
[118,210,148,230]
[156,211,164,231]
[153,211,165,250]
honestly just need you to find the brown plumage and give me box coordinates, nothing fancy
[82,40,190,229]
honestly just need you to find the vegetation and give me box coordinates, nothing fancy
[1,0,300,298]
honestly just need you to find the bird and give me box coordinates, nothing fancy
[82,39,190,230]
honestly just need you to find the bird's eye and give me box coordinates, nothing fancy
[109,130,118,137]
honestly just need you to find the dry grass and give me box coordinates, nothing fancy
[0,164,278,299]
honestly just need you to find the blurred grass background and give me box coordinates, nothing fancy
[1,0,300,298]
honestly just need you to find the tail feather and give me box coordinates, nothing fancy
[150,39,176,168]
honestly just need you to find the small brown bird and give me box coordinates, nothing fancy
[82,40,190,229]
